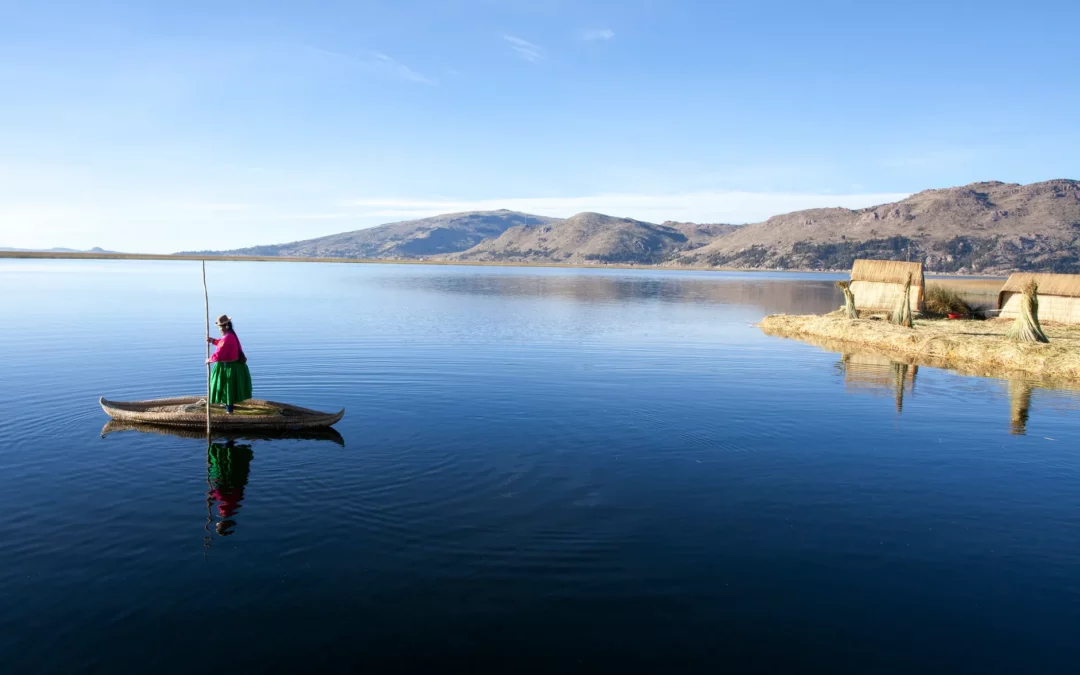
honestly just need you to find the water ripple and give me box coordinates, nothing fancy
[3,261,1080,673]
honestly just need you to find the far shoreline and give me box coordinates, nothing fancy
[0,250,1009,282]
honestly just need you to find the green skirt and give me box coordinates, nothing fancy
[209,361,253,406]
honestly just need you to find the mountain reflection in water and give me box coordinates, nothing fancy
[376,269,845,316]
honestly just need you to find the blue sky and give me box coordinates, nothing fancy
[1,0,1077,252]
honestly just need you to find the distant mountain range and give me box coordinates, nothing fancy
[679,179,1080,274]
[186,178,1079,274]
[0,246,116,253]
[183,211,561,259]
[449,213,741,265]
[186,210,744,265]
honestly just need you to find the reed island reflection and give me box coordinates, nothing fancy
[837,351,918,413]
[831,348,1078,435]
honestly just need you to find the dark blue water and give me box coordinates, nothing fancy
[1,260,1079,674]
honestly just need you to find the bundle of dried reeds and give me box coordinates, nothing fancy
[1006,280,1049,343]
[891,273,914,328]
[836,280,858,319]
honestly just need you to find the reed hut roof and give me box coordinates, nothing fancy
[850,260,925,286]
[999,273,1080,298]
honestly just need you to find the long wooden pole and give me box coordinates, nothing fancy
[203,260,211,436]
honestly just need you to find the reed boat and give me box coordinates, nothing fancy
[99,396,344,430]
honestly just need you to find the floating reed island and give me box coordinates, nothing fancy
[759,261,1080,380]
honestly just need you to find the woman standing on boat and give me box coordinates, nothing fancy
[206,314,252,414]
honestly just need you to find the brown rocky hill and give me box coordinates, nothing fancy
[445,212,728,264]
[184,210,561,259]
[661,221,743,247]
[184,180,1078,274]
[678,179,1080,274]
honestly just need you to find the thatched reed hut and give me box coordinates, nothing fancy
[998,273,1080,325]
[849,260,924,313]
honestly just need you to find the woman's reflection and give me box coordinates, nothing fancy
[205,440,254,537]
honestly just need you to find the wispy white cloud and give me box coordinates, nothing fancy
[341,190,911,225]
[501,34,544,63]
[265,212,360,221]
[581,29,615,41]
[304,46,435,84]
[186,202,258,212]
[365,51,435,84]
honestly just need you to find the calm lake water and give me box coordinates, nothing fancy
[2,260,1079,674]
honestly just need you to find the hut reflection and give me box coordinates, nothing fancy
[838,351,918,413]
[1009,380,1034,435]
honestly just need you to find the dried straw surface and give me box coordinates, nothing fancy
[923,284,973,316]
[758,312,1080,380]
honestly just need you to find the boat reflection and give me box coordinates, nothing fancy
[99,421,345,546]
[100,420,345,446]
